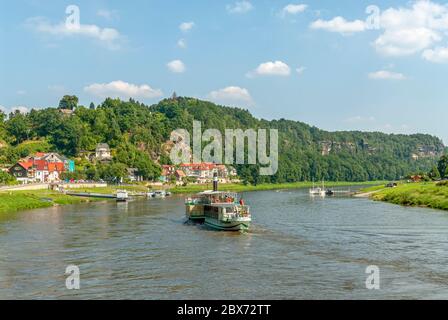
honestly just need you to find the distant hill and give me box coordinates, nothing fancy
[0,96,445,183]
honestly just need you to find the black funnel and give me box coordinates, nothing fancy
[213,172,218,192]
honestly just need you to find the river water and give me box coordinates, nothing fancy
[0,188,447,299]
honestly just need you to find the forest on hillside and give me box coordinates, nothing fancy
[0,96,445,184]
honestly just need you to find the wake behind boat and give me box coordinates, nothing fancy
[185,173,251,231]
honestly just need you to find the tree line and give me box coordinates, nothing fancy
[0,95,446,184]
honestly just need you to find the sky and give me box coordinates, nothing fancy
[1,0,448,144]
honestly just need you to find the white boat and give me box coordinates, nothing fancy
[153,190,166,198]
[116,190,129,202]
[204,200,251,231]
[309,181,326,196]
[185,174,251,231]
[186,191,251,231]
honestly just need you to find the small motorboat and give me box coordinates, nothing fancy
[116,190,129,202]
[309,181,326,197]
[153,190,167,198]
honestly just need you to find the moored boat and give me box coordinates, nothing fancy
[116,190,129,202]
[153,190,167,198]
[309,181,326,196]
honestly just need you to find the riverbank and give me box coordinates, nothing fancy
[0,181,387,214]
[371,182,448,211]
[0,185,152,214]
[0,190,100,214]
[168,181,387,194]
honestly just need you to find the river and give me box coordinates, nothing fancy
[0,188,447,299]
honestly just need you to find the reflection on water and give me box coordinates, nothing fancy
[0,188,447,299]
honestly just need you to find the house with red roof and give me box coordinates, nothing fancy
[8,162,32,183]
[9,152,71,183]
[159,163,233,184]
[33,159,65,182]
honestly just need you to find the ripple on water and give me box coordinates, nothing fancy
[0,190,447,299]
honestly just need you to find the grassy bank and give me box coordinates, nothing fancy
[66,185,149,195]
[169,181,387,194]
[372,182,448,211]
[0,190,103,214]
[1,181,387,214]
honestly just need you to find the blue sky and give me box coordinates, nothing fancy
[1,0,448,143]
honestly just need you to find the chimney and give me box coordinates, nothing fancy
[213,171,218,192]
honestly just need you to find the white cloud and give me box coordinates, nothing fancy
[368,70,407,80]
[226,1,254,14]
[422,46,448,63]
[0,105,30,114]
[17,90,26,95]
[373,1,448,56]
[167,60,186,73]
[84,81,163,99]
[247,60,291,77]
[177,38,187,49]
[296,66,306,74]
[11,106,30,114]
[345,115,376,123]
[308,1,448,61]
[282,4,307,16]
[25,16,122,49]
[208,86,253,106]
[374,28,441,56]
[310,16,366,34]
[179,22,195,32]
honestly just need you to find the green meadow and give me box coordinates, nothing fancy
[372,182,448,211]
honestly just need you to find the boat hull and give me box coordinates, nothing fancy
[204,217,250,231]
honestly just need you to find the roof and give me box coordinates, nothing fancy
[175,170,186,177]
[34,160,48,171]
[42,152,68,162]
[48,162,65,172]
[96,143,110,150]
[18,160,33,170]
[180,163,217,170]
[199,191,236,195]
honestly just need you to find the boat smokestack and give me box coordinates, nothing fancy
[213,172,218,192]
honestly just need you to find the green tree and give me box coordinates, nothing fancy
[6,111,30,145]
[429,166,441,180]
[438,155,448,179]
[58,95,79,110]
[50,116,83,156]
[100,162,128,182]
[0,110,6,137]
[0,171,16,185]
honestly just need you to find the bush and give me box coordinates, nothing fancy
[0,171,17,185]
[436,180,448,187]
